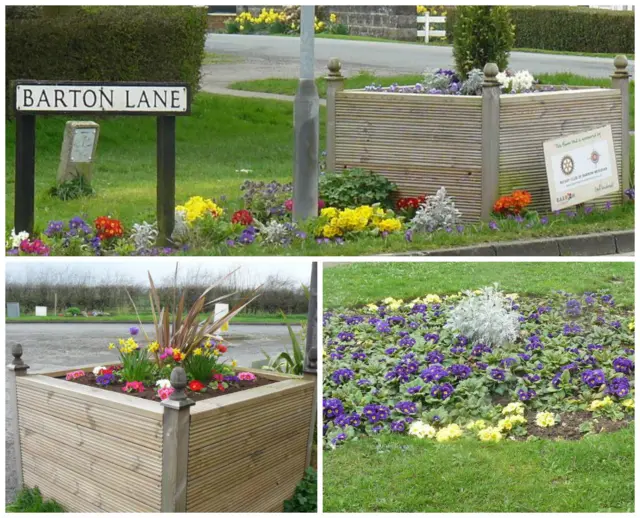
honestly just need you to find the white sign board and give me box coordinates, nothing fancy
[543,125,619,211]
[70,127,98,162]
[16,84,189,114]
[214,303,230,333]
[35,306,47,317]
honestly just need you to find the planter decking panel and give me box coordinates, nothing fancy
[16,374,163,512]
[499,89,623,213]
[186,373,315,512]
[335,91,484,221]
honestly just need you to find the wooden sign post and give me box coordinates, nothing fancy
[14,80,192,246]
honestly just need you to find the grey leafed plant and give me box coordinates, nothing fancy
[422,69,454,91]
[130,221,159,251]
[253,219,300,246]
[127,264,261,362]
[410,186,462,233]
[459,68,484,95]
[444,284,521,347]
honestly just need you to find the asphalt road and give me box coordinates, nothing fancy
[205,34,635,87]
[4,323,298,503]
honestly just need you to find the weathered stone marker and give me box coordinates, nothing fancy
[14,80,191,246]
[57,121,100,184]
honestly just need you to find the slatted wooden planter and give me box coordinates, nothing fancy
[324,56,631,220]
[7,346,315,513]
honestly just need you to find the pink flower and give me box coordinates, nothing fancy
[65,370,86,381]
[158,387,175,400]
[122,381,145,393]
[284,198,294,212]
[158,347,173,361]
[237,372,257,382]
[318,198,326,209]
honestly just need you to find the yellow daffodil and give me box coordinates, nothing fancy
[231,359,238,368]
[108,343,116,350]
[330,13,337,23]
[148,341,160,353]
[193,348,203,356]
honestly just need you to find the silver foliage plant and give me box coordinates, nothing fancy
[253,220,300,246]
[130,221,158,251]
[171,210,189,244]
[459,68,484,96]
[445,284,521,347]
[422,69,453,91]
[410,187,462,233]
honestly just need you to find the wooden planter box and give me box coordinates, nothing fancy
[324,57,631,220]
[8,358,315,513]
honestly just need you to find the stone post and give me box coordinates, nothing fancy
[160,367,194,512]
[325,58,345,174]
[611,55,631,198]
[293,5,320,222]
[303,262,318,468]
[481,63,501,220]
[7,344,29,489]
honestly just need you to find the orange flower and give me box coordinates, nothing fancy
[94,216,124,240]
[493,190,532,216]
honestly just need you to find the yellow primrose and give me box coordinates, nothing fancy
[478,426,503,442]
[505,293,519,300]
[435,424,463,443]
[375,218,403,233]
[408,420,436,439]
[535,411,556,428]
[621,398,634,410]
[465,420,487,431]
[629,319,635,331]
[176,196,223,224]
[321,207,338,219]
[502,402,525,415]
[588,397,614,411]
[365,303,378,312]
[425,294,441,304]
[498,415,526,432]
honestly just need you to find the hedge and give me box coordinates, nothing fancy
[6,6,208,117]
[445,6,634,55]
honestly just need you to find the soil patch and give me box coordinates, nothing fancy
[522,410,632,440]
[61,371,277,402]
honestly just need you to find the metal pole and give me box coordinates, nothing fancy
[293,5,320,222]
[303,262,317,468]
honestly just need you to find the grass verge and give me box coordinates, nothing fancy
[6,312,306,325]
[229,72,635,130]
[323,262,635,309]
[323,427,634,512]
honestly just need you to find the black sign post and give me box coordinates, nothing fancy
[14,80,191,246]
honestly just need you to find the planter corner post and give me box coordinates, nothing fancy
[160,367,194,513]
[481,62,501,220]
[611,54,631,199]
[8,344,30,489]
[325,57,345,174]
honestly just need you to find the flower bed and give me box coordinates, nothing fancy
[323,287,634,448]
[329,59,630,220]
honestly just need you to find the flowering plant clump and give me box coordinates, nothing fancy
[94,216,124,241]
[323,288,634,448]
[122,381,145,393]
[395,195,426,219]
[176,196,223,225]
[317,205,404,239]
[231,209,254,226]
[493,190,532,216]
[226,7,347,35]
[65,370,86,381]
[238,371,258,381]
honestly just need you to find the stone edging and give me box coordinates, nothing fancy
[385,230,634,257]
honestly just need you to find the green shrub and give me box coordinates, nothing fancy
[284,467,317,512]
[6,6,207,118]
[446,6,634,55]
[65,307,82,316]
[453,6,515,77]
[6,486,65,513]
[319,169,397,209]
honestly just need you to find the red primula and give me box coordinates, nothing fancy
[94,216,124,240]
[188,380,206,392]
[231,209,254,225]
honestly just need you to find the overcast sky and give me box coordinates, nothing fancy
[6,259,314,287]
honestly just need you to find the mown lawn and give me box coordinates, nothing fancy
[230,72,635,130]
[323,262,635,309]
[323,261,635,512]
[324,427,634,512]
[5,93,326,233]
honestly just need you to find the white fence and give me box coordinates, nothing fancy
[417,13,446,43]
[588,5,634,10]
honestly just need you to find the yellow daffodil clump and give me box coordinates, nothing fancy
[176,196,223,224]
[588,396,614,411]
[435,423,463,442]
[116,337,139,354]
[478,426,503,442]
[416,5,427,15]
[535,411,556,428]
[330,13,337,23]
[147,341,160,353]
[408,420,437,439]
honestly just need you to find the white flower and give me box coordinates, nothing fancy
[408,420,436,439]
[156,379,171,389]
[93,366,106,376]
[8,228,29,249]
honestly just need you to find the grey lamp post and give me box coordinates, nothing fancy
[293,5,320,222]
[303,262,318,467]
